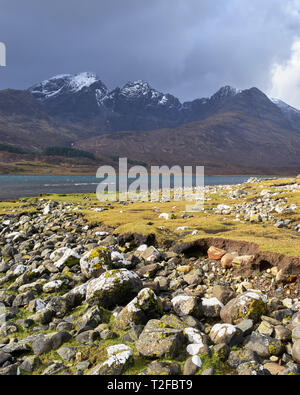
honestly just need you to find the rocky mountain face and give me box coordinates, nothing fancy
[100,80,182,131]
[75,111,300,171]
[28,72,300,134]
[29,72,110,127]
[0,89,76,150]
[1,72,300,173]
[28,73,183,131]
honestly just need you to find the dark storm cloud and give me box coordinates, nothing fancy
[0,0,300,101]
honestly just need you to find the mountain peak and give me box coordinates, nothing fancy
[115,80,180,108]
[120,80,153,98]
[43,71,99,86]
[29,72,106,101]
[210,85,241,101]
[64,72,100,91]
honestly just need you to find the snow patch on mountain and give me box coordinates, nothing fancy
[67,72,99,92]
[29,72,101,100]
[270,97,300,114]
[100,79,181,111]
[95,88,108,106]
[120,80,152,98]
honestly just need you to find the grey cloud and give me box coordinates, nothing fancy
[0,0,300,102]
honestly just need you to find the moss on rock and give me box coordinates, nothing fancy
[80,247,112,279]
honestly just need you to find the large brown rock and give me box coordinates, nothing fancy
[212,285,236,305]
[207,246,226,260]
[221,253,233,269]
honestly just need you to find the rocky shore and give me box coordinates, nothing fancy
[0,181,300,376]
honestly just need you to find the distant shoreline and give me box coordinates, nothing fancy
[0,171,296,177]
[0,174,291,201]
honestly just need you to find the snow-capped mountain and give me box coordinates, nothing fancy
[4,74,300,173]
[29,72,109,122]
[106,80,181,108]
[29,72,108,100]
[29,73,184,129]
[101,80,183,130]
[28,72,300,133]
[29,73,181,111]
[100,80,181,111]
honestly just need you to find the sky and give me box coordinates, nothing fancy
[1,0,300,107]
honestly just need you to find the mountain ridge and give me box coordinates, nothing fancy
[28,72,300,133]
[1,72,300,175]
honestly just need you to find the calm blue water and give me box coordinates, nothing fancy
[0,174,275,200]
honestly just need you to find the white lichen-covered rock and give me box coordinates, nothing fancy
[201,297,224,318]
[80,246,112,278]
[115,288,163,330]
[34,299,47,312]
[136,244,148,253]
[139,246,161,263]
[13,265,27,275]
[184,327,209,356]
[88,344,133,375]
[42,280,64,293]
[50,247,80,269]
[43,204,51,215]
[210,323,242,346]
[220,290,267,324]
[171,295,201,318]
[86,269,143,308]
[110,251,135,269]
